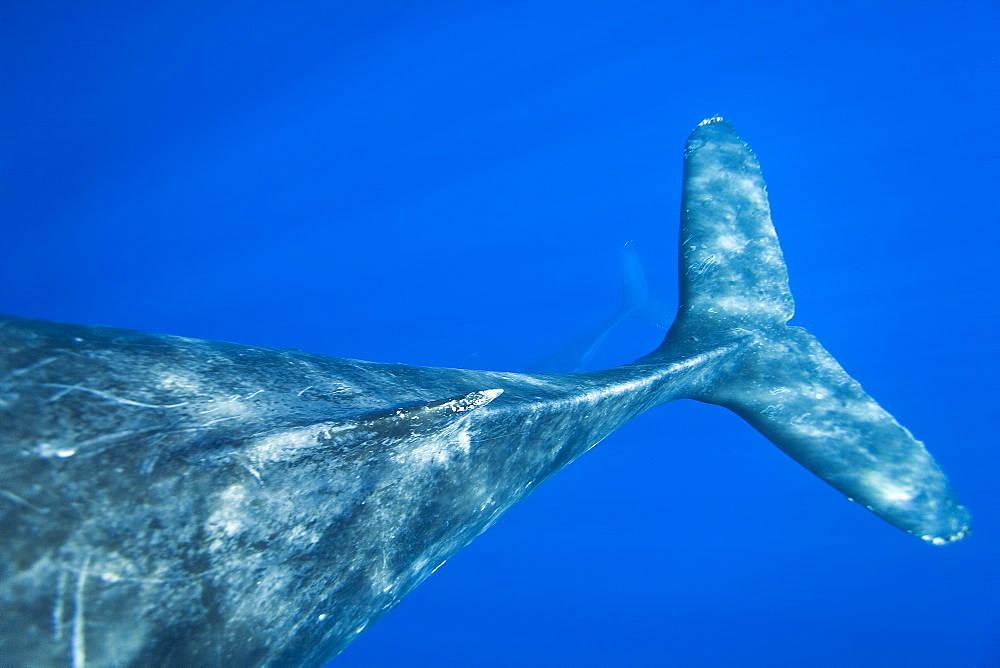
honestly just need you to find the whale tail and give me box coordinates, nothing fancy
[656,118,969,544]
[530,241,671,373]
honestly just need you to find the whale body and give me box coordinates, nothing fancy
[0,119,969,666]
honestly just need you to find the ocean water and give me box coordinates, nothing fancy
[2,2,997,666]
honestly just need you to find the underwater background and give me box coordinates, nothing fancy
[2,2,997,666]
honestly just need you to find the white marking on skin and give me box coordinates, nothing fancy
[203,416,239,425]
[156,371,200,392]
[761,404,784,418]
[1,356,59,382]
[456,428,472,454]
[790,413,812,426]
[207,485,247,542]
[72,554,90,668]
[248,423,349,462]
[41,384,188,409]
[1,488,46,512]
[286,524,321,545]
[401,438,454,466]
[922,530,965,545]
[241,464,263,484]
[716,233,749,252]
[52,568,68,642]
[36,443,78,458]
[450,388,503,412]
[863,471,918,505]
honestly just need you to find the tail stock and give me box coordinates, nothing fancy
[654,117,969,544]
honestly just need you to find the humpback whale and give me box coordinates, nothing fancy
[0,118,969,666]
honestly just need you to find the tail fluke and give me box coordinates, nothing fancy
[663,117,969,544]
[621,241,672,331]
[675,116,794,330]
[530,242,670,373]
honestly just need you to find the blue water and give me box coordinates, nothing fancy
[2,3,997,666]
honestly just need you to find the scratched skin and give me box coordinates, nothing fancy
[0,314,732,665]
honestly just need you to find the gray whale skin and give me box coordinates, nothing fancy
[0,118,969,666]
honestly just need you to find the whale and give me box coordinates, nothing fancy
[0,118,969,666]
